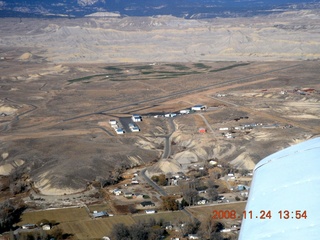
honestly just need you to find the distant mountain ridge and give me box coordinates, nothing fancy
[0,0,318,18]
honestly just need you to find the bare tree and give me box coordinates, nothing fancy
[111,223,130,240]
[130,222,149,240]
[183,188,199,206]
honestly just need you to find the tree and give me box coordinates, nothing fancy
[207,187,219,201]
[128,204,138,214]
[178,219,200,238]
[199,215,224,239]
[161,196,179,211]
[151,174,167,186]
[0,200,25,233]
[130,223,149,240]
[207,179,219,201]
[158,174,167,186]
[182,188,198,206]
[50,228,64,240]
[111,223,130,240]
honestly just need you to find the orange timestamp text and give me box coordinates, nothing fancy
[212,210,307,220]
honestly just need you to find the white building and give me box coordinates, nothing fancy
[132,114,142,122]
[116,128,125,134]
[180,109,190,114]
[109,119,117,125]
[131,127,140,132]
[145,210,156,214]
[191,104,207,111]
[113,189,122,195]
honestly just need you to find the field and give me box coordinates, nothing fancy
[132,210,190,224]
[59,215,135,239]
[19,207,190,239]
[19,207,90,225]
[88,203,112,213]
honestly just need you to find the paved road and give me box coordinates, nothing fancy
[140,168,167,196]
[162,118,175,159]
[140,118,176,196]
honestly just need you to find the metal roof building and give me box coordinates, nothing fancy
[238,137,320,240]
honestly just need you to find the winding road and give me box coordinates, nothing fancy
[1,98,38,132]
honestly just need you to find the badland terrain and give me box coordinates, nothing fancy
[0,7,319,239]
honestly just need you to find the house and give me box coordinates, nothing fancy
[131,127,140,132]
[237,185,250,191]
[93,211,108,218]
[197,199,207,205]
[188,234,199,239]
[42,224,51,230]
[165,225,174,230]
[113,189,122,196]
[241,191,249,197]
[191,104,206,111]
[140,201,155,207]
[198,128,206,133]
[21,224,37,230]
[131,180,139,184]
[165,113,177,118]
[231,224,241,231]
[145,209,156,214]
[209,160,217,166]
[132,114,142,122]
[124,192,133,198]
[180,109,190,114]
[109,119,117,125]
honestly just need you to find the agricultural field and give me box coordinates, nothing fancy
[132,210,190,224]
[88,203,112,213]
[18,207,191,239]
[59,215,135,240]
[19,207,90,225]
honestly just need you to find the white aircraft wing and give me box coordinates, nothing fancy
[238,137,320,240]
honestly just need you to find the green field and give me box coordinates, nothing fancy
[67,63,204,83]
